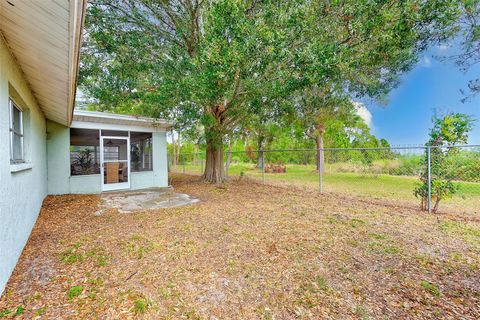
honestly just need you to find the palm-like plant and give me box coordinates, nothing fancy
[73,149,94,175]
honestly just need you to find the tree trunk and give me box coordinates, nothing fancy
[256,135,265,169]
[315,124,325,173]
[203,141,226,183]
[225,140,232,175]
[433,198,441,213]
[202,102,229,183]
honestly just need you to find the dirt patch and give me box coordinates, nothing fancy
[0,174,479,319]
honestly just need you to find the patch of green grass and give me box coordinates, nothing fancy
[416,253,434,267]
[350,218,367,228]
[67,286,84,299]
[0,309,12,318]
[96,254,109,267]
[384,267,395,275]
[0,306,23,318]
[60,248,84,264]
[36,307,46,316]
[383,245,400,254]
[440,221,480,246]
[13,306,24,317]
[369,233,387,240]
[175,162,480,205]
[367,241,400,255]
[299,275,330,294]
[327,216,338,224]
[158,287,172,298]
[420,280,441,297]
[60,242,87,264]
[133,298,149,314]
[355,305,370,320]
[125,236,155,259]
[296,275,332,308]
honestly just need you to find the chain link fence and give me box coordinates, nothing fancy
[169,145,480,215]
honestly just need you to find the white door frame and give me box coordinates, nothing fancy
[100,135,130,191]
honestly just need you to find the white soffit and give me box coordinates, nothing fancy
[72,110,173,130]
[0,0,86,125]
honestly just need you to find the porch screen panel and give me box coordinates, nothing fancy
[130,132,153,172]
[70,128,100,175]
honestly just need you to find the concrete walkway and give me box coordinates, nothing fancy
[97,188,199,214]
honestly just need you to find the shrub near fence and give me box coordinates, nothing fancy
[170,145,480,215]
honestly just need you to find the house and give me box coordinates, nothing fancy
[0,1,171,294]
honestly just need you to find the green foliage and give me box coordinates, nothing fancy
[420,280,441,297]
[133,299,149,314]
[72,149,95,175]
[13,306,24,316]
[414,112,475,212]
[67,286,84,299]
[428,113,474,146]
[450,0,480,100]
[80,0,462,182]
[36,307,46,316]
[0,309,11,318]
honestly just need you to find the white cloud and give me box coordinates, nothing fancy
[353,102,373,128]
[420,56,432,68]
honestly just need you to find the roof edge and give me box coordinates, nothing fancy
[73,110,174,129]
[67,0,88,126]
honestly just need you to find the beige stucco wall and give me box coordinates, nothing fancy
[0,35,48,294]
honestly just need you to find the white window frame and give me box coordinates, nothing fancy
[9,99,24,164]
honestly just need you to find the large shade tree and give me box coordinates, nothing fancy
[294,84,359,172]
[80,0,460,183]
[450,0,480,101]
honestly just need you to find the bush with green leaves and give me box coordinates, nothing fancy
[414,113,475,212]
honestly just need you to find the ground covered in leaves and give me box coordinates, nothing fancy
[1,174,479,319]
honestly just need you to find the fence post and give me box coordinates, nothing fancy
[427,145,431,213]
[319,148,323,193]
[167,153,170,172]
[225,151,228,178]
[262,150,266,185]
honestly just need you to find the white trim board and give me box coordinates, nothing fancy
[73,110,173,129]
[71,121,167,133]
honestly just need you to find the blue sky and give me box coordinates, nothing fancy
[361,45,480,146]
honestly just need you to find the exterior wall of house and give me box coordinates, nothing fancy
[46,124,169,194]
[70,175,103,194]
[152,132,169,187]
[130,131,169,189]
[47,120,104,195]
[46,120,70,194]
[0,36,48,294]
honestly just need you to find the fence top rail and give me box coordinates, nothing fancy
[171,144,480,156]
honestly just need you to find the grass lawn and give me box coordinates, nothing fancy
[0,174,479,319]
[174,163,480,215]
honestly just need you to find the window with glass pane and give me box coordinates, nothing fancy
[130,132,153,172]
[70,128,100,175]
[9,100,24,163]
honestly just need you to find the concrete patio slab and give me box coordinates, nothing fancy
[97,188,199,214]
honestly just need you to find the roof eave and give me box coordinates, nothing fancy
[73,110,174,130]
[67,0,88,126]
